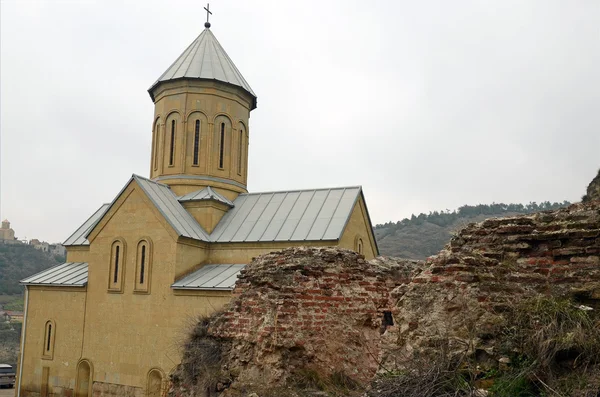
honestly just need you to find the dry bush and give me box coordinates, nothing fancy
[505,296,600,371]
[178,315,230,394]
[368,340,475,397]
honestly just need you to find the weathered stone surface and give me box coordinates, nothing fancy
[583,169,600,203]
[173,199,600,396]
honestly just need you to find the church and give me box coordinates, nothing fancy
[17,15,378,397]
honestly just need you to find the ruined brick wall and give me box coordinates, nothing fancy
[204,248,422,388]
[175,201,600,395]
[382,200,600,371]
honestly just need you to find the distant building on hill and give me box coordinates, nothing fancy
[0,219,16,242]
[3,311,24,322]
[29,239,49,252]
[29,239,66,257]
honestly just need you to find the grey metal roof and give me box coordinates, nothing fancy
[210,187,362,243]
[179,186,234,207]
[171,264,245,290]
[21,262,88,287]
[132,175,211,241]
[149,28,256,109]
[63,204,110,246]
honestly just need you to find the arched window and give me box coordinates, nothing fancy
[108,240,125,292]
[169,120,176,166]
[355,236,364,255]
[153,119,160,171]
[42,320,55,359]
[237,128,243,175]
[219,122,225,169]
[135,239,152,293]
[193,120,200,166]
[147,368,165,397]
[75,359,93,397]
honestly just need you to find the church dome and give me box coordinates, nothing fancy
[148,27,256,109]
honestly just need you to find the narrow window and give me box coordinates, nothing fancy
[169,120,176,166]
[46,324,52,352]
[43,320,55,359]
[153,121,160,170]
[140,245,146,284]
[113,245,120,283]
[193,120,200,165]
[238,129,243,175]
[135,239,152,293]
[219,123,225,169]
[109,240,125,292]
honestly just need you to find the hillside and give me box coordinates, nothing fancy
[0,243,64,295]
[374,202,570,259]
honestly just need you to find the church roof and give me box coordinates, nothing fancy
[179,186,234,207]
[21,262,88,287]
[210,187,363,243]
[63,179,372,247]
[171,264,245,290]
[149,28,256,109]
[131,175,211,241]
[63,204,110,246]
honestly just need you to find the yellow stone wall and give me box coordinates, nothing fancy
[338,196,378,259]
[149,80,252,197]
[19,287,86,396]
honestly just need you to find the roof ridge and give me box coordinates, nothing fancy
[240,185,363,196]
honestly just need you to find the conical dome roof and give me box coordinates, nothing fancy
[149,28,256,109]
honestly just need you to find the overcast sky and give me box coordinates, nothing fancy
[1,0,599,243]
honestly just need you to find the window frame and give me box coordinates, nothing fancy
[108,239,126,292]
[169,119,176,166]
[134,238,152,294]
[193,120,201,166]
[42,320,55,360]
[237,128,243,176]
[218,122,225,169]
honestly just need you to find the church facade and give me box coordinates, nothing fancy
[17,22,378,397]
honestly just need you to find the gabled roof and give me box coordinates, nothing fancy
[62,180,374,249]
[21,262,88,287]
[149,28,256,109]
[171,264,245,290]
[179,186,234,207]
[64,204,110,246]
[128,175,211,241]
[210,187,362,243]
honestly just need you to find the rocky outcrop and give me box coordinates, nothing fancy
[583,169,600,203]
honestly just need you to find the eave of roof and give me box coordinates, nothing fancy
[171,264,245,290]
[63,204,110,246]
[20,262,88,287]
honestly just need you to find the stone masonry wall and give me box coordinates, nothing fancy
[382,200,600,371]
[205,248,423,389]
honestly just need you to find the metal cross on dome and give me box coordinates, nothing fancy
[204,3,213,27]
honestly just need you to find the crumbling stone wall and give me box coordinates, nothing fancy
[382,200,600,370]
[184,248,423,393]
[583,169,600,203]
[175,199,600,396]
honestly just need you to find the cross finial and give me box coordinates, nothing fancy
[204,3,212,28]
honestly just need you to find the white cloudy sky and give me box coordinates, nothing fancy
[1,0,599,243]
